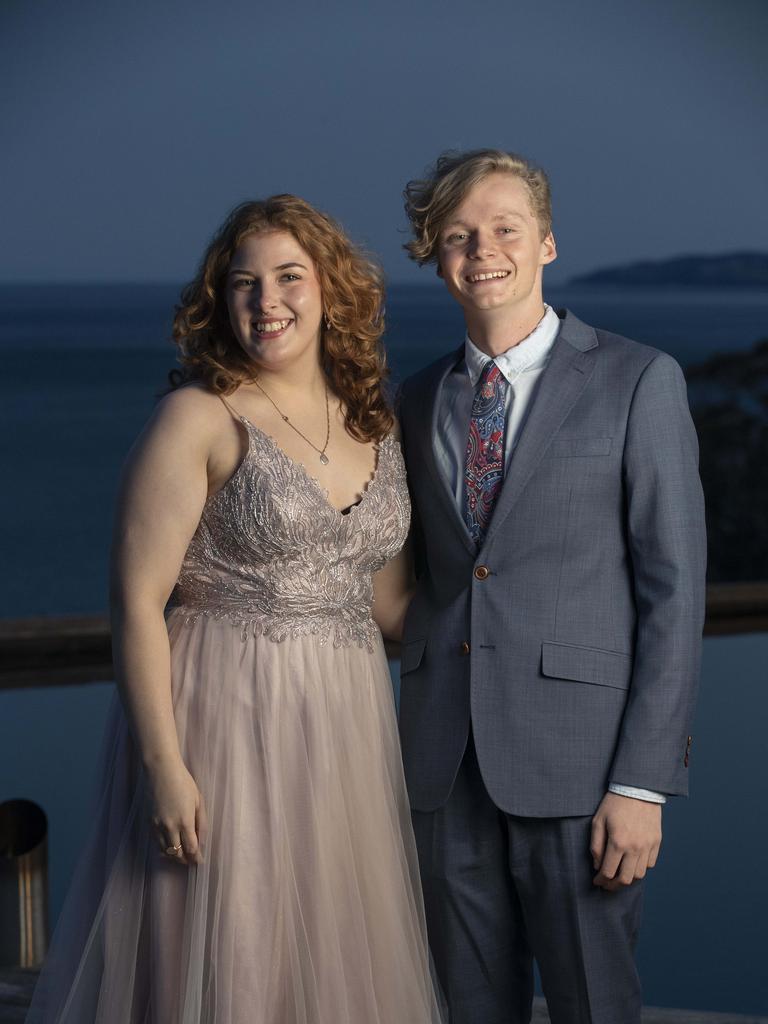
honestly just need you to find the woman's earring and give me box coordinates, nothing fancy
[324,314,332,330]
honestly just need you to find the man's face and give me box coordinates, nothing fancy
[436,172,556,318]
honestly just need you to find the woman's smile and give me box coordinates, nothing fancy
[226,230,324,370]
[252,317,294,339]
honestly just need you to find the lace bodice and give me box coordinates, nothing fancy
[173,418,410,650]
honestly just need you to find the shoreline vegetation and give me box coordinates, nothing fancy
[570,251,768,288]
[687,337,768,582]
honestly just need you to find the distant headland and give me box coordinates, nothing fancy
[570,251,768,288]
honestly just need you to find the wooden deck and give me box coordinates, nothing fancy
[1,970,765,1024]
[536,998,768,1023]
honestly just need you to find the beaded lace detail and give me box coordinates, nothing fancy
[173,419,410,651]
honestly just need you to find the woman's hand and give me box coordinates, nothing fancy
[148,758,208,867]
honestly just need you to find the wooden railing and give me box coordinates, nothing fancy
[0,616,112,689]
[704,582,768,635]
[1,583,767,690]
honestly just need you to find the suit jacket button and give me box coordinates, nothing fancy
[460,641,471,655]
[474,565,490,580]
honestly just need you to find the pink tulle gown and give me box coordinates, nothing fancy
[26,413,443,1024]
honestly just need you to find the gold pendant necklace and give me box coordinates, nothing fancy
[252,378,331,464]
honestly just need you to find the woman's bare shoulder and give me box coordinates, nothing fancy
[156,381,225,419]
[122,385,234,473]
[148,383,231,440]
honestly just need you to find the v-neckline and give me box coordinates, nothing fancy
[239,415,387,517]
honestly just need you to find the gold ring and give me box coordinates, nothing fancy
[165,844,183,855]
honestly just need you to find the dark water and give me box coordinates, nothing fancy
[2,281,766,364]
[1,284,767,1015]
[2,281,767,617]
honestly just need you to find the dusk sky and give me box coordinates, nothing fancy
[2,0,767,285]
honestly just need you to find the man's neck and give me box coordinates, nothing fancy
[464,301,548,358]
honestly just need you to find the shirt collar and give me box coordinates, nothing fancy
[464,305,561,386]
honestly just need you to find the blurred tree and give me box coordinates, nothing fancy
[687,339,768,581]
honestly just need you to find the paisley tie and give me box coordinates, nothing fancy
[463,360,508,545]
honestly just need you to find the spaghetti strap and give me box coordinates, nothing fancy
[218,393,242,422]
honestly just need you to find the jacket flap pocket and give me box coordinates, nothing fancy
[541,641,631,690]
[550,436,612,457]
[400,637,427,675]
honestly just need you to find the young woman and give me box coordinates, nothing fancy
[26,196,442,1023]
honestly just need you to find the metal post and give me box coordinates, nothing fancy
[0,800,49,968]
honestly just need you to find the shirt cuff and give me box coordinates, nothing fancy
[608,783,667,805]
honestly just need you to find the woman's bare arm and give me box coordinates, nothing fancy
[109,387,231,863]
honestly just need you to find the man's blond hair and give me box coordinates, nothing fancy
[403,149,552,266]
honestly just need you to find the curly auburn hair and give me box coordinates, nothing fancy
[171,195,393,442]
[403,149,552,266]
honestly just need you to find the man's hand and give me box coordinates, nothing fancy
[590,792,662,891]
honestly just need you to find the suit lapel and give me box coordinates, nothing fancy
[482,312,598,550]
[412,347,477,558]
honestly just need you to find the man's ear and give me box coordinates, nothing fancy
[541,232,557,266]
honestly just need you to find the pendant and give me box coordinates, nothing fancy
[319,453,329,465]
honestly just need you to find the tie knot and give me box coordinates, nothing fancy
[478,360,506,398]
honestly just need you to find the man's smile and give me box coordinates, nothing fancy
[464,270,511,284]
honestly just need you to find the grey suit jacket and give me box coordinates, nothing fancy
[398,309,707,817]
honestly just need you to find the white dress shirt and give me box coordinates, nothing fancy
[434,305,666,806]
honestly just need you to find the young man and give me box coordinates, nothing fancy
[397,150,706,1024]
